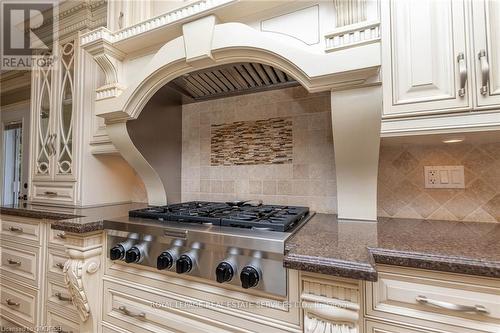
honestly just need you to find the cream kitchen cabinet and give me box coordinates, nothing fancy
[471,0,500,109]
[0,216,79,332]
[381,0,471,117]
[381,0,500,135]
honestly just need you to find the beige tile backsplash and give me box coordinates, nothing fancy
[181,86,500,222]
[378,142,500,223]
[181,86,337,213]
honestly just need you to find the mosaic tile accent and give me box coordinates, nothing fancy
[378,142,500,223]
[210,118,293,166]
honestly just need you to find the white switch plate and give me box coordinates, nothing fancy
[424,166,465,189]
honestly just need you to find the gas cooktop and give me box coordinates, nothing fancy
[128,201,309,232]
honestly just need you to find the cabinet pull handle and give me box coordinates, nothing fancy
[416,295,488,314]
[55,263,65,270]
[478,49,489,95]
[54,292,72,302]
[8,226,23,233]
[44,191,58,197]
[5,299,20,307]
[56,232,66,239]
[457,52,467,97]
[7,259,21,266]
[118,305,146,319]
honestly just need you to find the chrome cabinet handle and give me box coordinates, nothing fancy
[7,259,21,266]
[416,295,488,314]
[5,299,20,307]
[8,226,23,233]
[118,305,146,319]
[56,232,66,239]
[478,49,490,95]
[54,292,72,302]
[44,191,58,197]
[457,52,467,97]
[55,263,65,270]
[47,134,55,156]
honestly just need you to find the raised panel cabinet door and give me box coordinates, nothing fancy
[382,0,471,117]
[472,0,500,108]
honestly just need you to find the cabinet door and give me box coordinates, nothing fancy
[32,53,54,179]
[382,0,471,117]
[54,41,75,178]
[472,0,500,108]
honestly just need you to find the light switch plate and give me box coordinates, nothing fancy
[424,166,465,189]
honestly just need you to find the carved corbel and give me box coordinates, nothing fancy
[62,231,104,333]
[81,29,126,100]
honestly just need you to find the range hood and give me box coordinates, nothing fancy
[169,62,298,101]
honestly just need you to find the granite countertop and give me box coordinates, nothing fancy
[0,202,147,233]
[3,203,499,281]
[284,213,500,281]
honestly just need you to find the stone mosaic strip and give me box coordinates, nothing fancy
[211,117,293,166]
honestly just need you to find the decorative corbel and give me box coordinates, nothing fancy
[81,27,126,100]
[62,231,104,333]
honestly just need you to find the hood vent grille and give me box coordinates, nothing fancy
[170,62,298,101]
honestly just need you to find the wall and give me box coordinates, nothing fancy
[378,141,500,223]
[181,86,337,213]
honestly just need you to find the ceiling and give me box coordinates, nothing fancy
[169,62,299,101]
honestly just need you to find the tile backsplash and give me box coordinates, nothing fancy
[181,86,337,213]
[181,86,500,222]
[378,142,500,223]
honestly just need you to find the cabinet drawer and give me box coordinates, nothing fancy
[47,248,68,280]
[0,241,40,287]
[49,228,68,247]
[103,279,285,333]
[47,307,80,333]
[47,281,77,314]
[366,266,500,332]
[0,280,38,326]
[366,320,448,333]
[32,182,75,204]
[0,217,41,245]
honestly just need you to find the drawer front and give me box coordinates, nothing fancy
[47,308,80,333]
[47,248,68,280]
[104,279,293,333]
[0,241,39,286]
[366,267,500,332]
[366,320,447,333]
[47,281,77,314]
[32,182,75,204]
[0,217,41,244]
[0,281,38,326]
[49,228,68,247]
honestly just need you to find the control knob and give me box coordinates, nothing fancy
[240,266,260,289]
[176,254,193,274]
[124,236,152,264]
[157,251,175,270]
[215,262,234,283]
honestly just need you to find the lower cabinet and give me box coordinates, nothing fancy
[365,265,500,333]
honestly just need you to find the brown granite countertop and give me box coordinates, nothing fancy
[284,214,500,281]
[0,202,147,233]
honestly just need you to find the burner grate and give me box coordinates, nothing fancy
[128,201,309,232]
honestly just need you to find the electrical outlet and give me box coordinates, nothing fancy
[424,166,465,189]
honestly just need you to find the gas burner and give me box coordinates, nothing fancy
[129,201,309,232]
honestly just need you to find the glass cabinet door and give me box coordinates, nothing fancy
[35,53,53,176]
[56,41,75,176]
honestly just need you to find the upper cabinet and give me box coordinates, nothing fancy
[382,0,471,117]
[472,0,500,108]
[32,41,76,182]
[381,0,500,135]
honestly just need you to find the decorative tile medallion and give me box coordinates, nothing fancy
[211,117,293,166]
